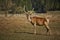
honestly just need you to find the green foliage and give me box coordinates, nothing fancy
[15,6,25,14]
[0,0,60,13]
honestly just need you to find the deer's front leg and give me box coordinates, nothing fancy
[34,22,36,34]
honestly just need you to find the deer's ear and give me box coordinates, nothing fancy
[26,12,28,14]
[30,14,32,15]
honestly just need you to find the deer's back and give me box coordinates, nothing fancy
[31,17,47,25]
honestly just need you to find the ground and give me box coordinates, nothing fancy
[0,11,60,40]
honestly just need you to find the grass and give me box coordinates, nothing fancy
[0,11,60,40]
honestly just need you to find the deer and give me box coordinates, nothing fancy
[26,11,52,35]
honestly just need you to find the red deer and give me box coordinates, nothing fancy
[26,13,52,35]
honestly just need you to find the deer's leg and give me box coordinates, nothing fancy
[44,22,51,34]
[34,22,36,34]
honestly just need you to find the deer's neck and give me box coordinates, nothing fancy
[28,15,31,22]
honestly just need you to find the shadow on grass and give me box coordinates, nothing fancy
[14,31,55,36]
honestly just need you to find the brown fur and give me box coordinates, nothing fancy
[30,17,47,25]
[26,13,51,34]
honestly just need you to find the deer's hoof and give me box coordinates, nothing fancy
[47,31,52,35]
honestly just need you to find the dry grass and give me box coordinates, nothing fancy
[0,11,60,40]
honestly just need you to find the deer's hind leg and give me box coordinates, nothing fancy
[44,22,51,35]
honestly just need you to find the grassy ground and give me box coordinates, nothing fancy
[0,11,60,40]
